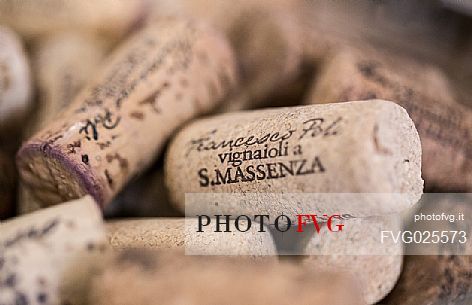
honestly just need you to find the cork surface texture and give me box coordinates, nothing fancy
[17,17,238,208]
[166,100,423,216]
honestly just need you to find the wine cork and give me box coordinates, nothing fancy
[0,25,32,134]
[149,0,303,111]
[0,195,106,305]
[215,3,303,111]
[306,47,472,191]
[0,0,146,41]
[17,17,238,209]
[0,150,16,219]
[60,249,364,305]
[19,32,109,215]
[106,218,277,256]
[302,217,403,304]
[165,100,423,217]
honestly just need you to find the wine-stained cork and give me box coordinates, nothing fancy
[0,0,146,41]
[302,217,403,304]
[106,218,277,255]
[0,150,16,219]
[0,26,32,134]
[165,100,423,217]
[149,0,303,111]
[19,33,109,215]
[306,47,472,191]
[0,195,106,305]
[17,17,238,209]
[60,249,364,305]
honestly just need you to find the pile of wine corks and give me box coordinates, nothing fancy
[1,1,471,304]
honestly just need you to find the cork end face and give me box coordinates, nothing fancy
[342,99,423,212]
[371,99,424,196]
[16,142,105,209]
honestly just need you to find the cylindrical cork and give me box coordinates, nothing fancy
[19,32,109,214]
[0,0,146,41]
[165,100,423,217]
[302,217,403,305]
[17,17,238,209]
[106,218,276,256]
[19,32,107,213]
[0,195,106,305]
[306,47,471,191]
[60,249,364,305]
[0,25,32,134]
[149,0,304,111]
[215,2,303,111]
